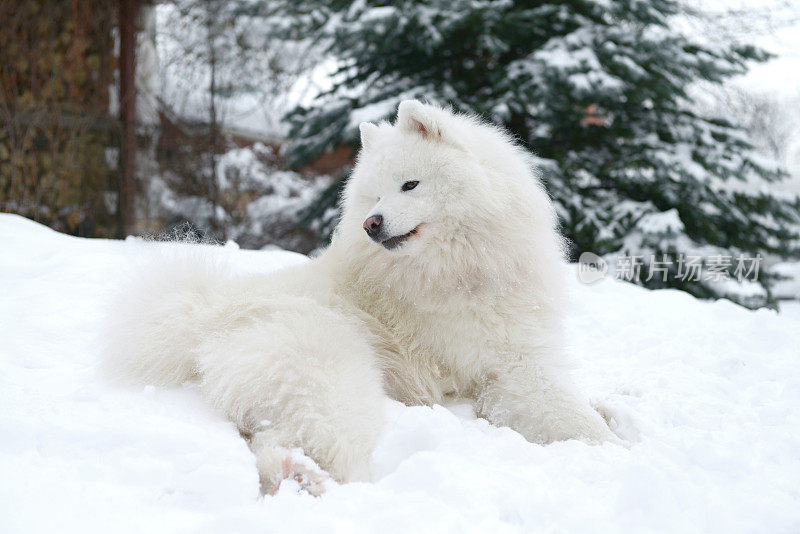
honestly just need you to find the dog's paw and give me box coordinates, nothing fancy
[548,402,629,447]
[593,397,640,446]
[272,456,330,496]
[258,447,331,497]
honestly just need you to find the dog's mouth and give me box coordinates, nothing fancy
[381,225,423,250]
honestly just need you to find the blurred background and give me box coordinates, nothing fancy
[1,0,799,307]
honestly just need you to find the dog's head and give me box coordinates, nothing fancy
[337,100,562,293]
[343,100,494,254]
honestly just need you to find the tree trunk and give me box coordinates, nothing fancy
[118,0,138,237]
[205,0,221,238]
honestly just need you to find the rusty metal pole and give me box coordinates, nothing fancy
[118,0,137,236]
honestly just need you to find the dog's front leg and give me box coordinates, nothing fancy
[473,358,618,445]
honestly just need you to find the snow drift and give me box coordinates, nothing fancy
[1,213,799,533]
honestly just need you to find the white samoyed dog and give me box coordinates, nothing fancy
[105,100,618,495]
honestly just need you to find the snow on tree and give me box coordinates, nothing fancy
[285,0,800,308]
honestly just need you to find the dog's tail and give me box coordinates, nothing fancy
[101,243,239,387]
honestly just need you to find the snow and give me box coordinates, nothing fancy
[633,208,684,234]
[153,2,314,141]
[347,99,403,130]
[2,213,800,533]
[697,0,800,97]
[142,142,331,252]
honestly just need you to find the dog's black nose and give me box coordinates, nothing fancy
[363,214,383,238]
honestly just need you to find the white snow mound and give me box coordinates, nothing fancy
[1,213,799,533]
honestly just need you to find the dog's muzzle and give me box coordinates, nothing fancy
[363,215,421,250]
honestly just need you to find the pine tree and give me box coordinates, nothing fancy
[286,0,800,307]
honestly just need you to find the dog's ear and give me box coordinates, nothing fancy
[397,100,444,141]
[359,122,380,149]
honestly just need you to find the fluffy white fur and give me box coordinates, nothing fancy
[105,100,617,495]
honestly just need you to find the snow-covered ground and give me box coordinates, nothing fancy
[1,213,799,533]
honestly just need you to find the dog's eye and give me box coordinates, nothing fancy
[401,180,419,192]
